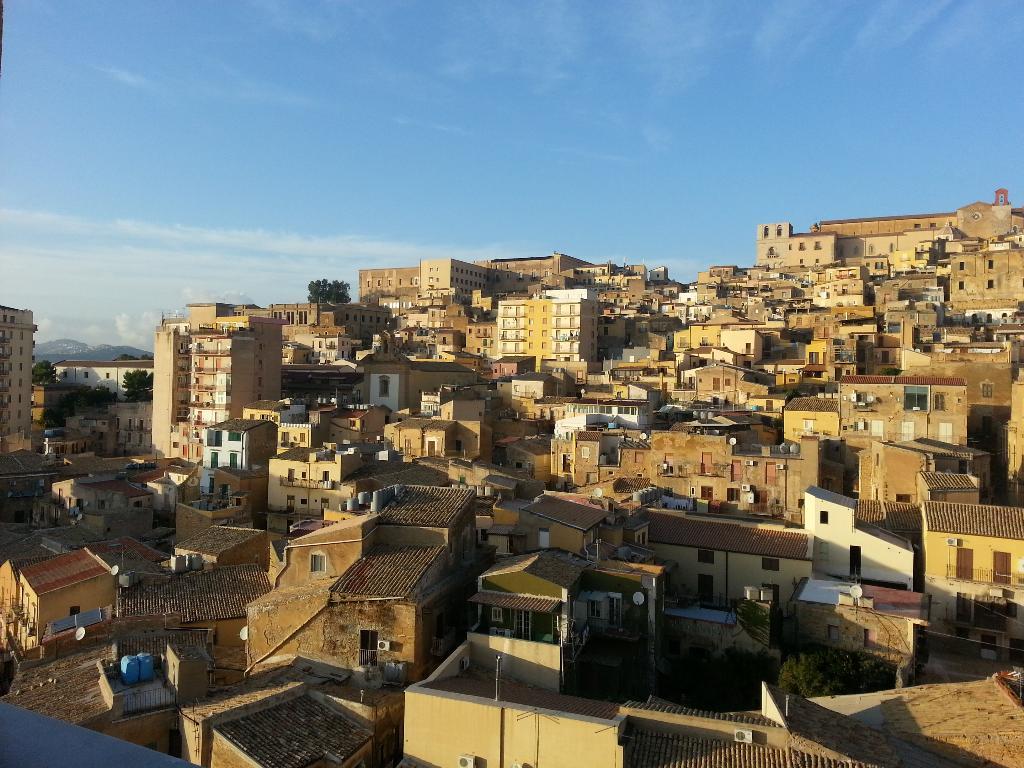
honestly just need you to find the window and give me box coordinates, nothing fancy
[378,375,390,398]
[210,451,219,468]
[491,606,503,622]
[228,431,242,442]
[987,280,995,289]
[229,453,238,468]
[697,549,715,564]
[827,624,839,641]
[762,557,779,571]
[819,509,828,525]
[901,421,915,441]
[981,382,994,398]
[959,261,965,271]
[588,599,604,619]
[697,573,714,600]
[870,420,884,437]
[903,385,928,411]
[958,281,965,290]
[933,393,945,411]
[608,594,623,627]
[864,628,878,649]
[310,553,326,573]
[939,422,953,442]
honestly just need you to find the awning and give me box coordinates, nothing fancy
[469,591,561,613]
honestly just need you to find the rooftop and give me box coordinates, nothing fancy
[331,545,444,598]
[648,512,811,561]
[840,375,967,387]
[214,693,371,768]
[209,417,274,432]
[484,550,589,589]
[785,396,840,414]
[20,548,110,594]
[175,525,265,555]
[527,494,608,531]
[919,472,978,491]
[117,563,271,622]
[923,501,1024,540]
[377,485,474,528]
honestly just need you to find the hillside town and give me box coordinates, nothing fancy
[6,188,1024,767]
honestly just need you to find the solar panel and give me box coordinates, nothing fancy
[75,607,104,628]
[49,615,77,634]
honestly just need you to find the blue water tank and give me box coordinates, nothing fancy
[136,652,154,682]
[120,655,140,685]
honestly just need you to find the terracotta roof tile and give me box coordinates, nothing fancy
[785,397,840,414]
[923,501,1024,540]
[377,485,474,528]
[527,494,608,531]
[613,477,654,495]
[840,375,966,387]
[919,472,978,490]
[20,549,110,594]
[175,526,265,555]
[648,512,811,561]
[484,550,589,589]
[468,591,561,613]
[855,501,922,534]
[628,730,871,767]
[214,694,371,768]
[623,695,773,726]
[117,564,271,622]
[331,545,443,598]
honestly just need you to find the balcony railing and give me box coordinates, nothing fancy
[122,687,177,715]
[358,648,378,667]
[946,564,1024,586]
[431,629,457,657]
[279,477,336,490]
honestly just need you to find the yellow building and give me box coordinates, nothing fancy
[9,548,114,653]
[0,304,36,449]
[268,444,362,523]
[495,288,598,371]
[923,501,1024,660]
[783,396,840,441]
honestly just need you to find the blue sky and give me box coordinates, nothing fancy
[2,1,1023,346]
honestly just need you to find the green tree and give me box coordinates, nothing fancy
[307,279,351,304]
[32,360,57,385]
[668,648,779,712]
[123,370,154,402]
[879,366,902,376]
[44,386,118,427]
[778,647,895,698]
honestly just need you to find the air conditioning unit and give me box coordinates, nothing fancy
[745,460,756,466]
[377,639,392,652]
[459,656,471,672]
[458,755,477,768]
[741,484,752,492]
[946,537,961,547]
[734,729,754,744]
[776,463,786,470]
[856,421,866,431]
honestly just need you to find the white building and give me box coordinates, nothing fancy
[55,359,153,398]
[803,486,914,589]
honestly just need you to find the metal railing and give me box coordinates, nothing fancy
[279,477,336,490]
[358,648,379,667]
[122,687,176,715]
[946,564,1024,586]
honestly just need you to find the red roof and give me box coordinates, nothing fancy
[840,375,966,386]
[20,549,110,594]
[87,537,166,563]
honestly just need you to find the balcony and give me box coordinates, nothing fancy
[279,477,336,490]
[0,348,10,359]
[431,628,457,657]
[946,564,1024,586]
[358,648,379,667]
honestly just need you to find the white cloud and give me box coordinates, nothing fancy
[0,208,540,344]
[96,66,150,88]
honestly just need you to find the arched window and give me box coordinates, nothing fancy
[776,225,783,237]
[378,375,390,398]
[767,247,775,256]
[762,226,769,238]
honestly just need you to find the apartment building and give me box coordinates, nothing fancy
[922,501,1024,662]
[495,288,599,373]
[152,304,283,461]
[0,305,35,450]
[838,374,968,493]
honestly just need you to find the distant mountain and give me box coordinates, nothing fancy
[35,339,153,362]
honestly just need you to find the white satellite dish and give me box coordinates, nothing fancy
[74,627,86,641]
[239,626,249,641]
[849,584,864,600]
[728,437,737,445]
[640,433,648,441]
[632,591,645,606]
[593,488,604,497]
[109,564,120,576]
